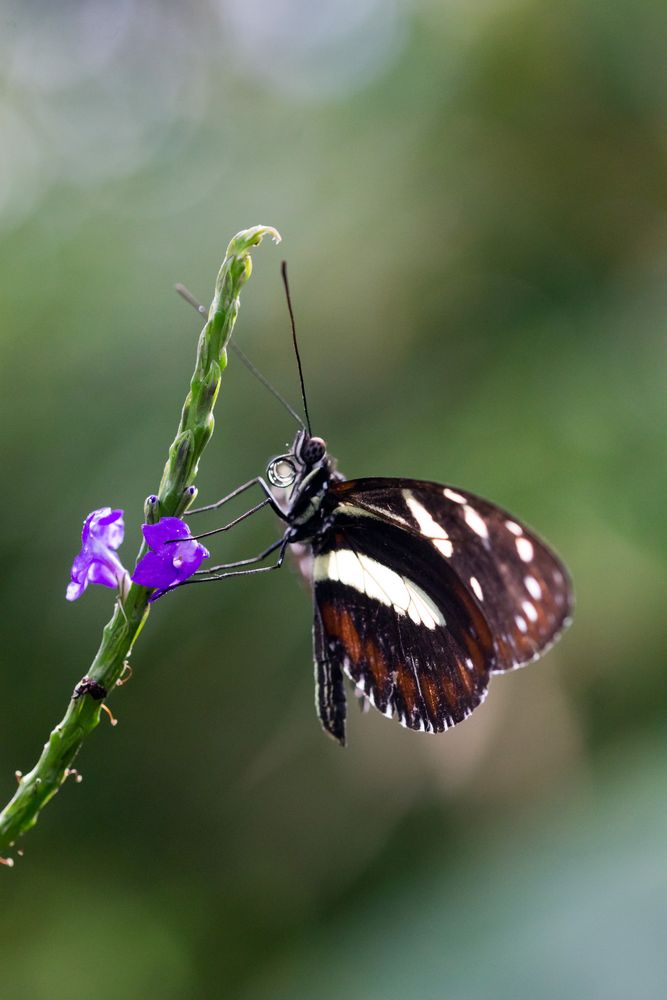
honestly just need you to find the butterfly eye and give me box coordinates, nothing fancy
[267,455,298,488]
[301,436,326,464]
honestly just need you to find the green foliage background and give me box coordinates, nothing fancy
[1,2,665,997]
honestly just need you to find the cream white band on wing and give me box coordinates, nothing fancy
[314,549,445,630]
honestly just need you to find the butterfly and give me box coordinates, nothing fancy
[176,269,573,746]
[252,430,573,745]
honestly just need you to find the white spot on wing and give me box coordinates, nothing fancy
[463,504,489,539]
[470,575,484,602]
[443,488,466,504]
[506,520,522,536]
[522,600,538,623]
[525,575,542,600]
[515,614,528,633]
[404,491,453,558]
[516,536,534,562]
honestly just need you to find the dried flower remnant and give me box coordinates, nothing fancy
[66,508,129,601]
[132,517,209,599]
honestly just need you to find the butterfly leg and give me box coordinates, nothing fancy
[186,538,290,584]
[195,537,284,574]
[154,542,290,599]
[186,477,288,520]
[182,498,272,542]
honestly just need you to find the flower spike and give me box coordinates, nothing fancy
[0,224,279,860]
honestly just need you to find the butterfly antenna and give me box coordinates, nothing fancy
[174,283,306,430]
[175,283,208,320]
[281,261,312,435]
[231,341,306,430]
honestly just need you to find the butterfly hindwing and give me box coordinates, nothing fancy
[313,602,347,745]
[330,478,573,672]
[312,516,496,744]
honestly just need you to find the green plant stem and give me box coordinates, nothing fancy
[0,225,281,864]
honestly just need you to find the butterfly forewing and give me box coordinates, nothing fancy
[312,516,496,743]
[330,478,573,672]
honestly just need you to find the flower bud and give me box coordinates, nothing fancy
[171,430,194,478]
[182,485,198,511]
[203,361,221,404]
[144,494,161,524]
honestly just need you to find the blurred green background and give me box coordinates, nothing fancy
[1,1,665,997]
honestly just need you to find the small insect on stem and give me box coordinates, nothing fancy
[72,676,116,723]
[73,677,108,702]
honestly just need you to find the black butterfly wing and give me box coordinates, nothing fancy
[312,515,496,745]
[330,478,573,672]
[313,602,347,745]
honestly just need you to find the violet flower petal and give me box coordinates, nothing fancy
[88,562,121,588]
[171,539,208,574]
[132,516,209,597]
[66,580,86,602]
[131,551,176,589]
[67,506,128,601]
[80,510,96,546]
[95,509,124,550]
[142,517,191,549]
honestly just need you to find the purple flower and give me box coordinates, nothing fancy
[131,517,209,599]
[67,508,129,601]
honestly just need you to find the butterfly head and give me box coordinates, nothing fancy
[266,431,329,490]
[265,431,341,534]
